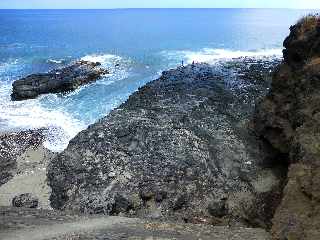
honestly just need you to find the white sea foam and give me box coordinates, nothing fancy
[162,48,283,64]
[1,49,281,153]
[0,95,86,152]
[81,54,124,68]
[81,53,132,85]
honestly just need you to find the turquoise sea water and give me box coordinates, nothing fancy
[0,9,313,151]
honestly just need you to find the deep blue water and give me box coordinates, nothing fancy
[0,9,313,151]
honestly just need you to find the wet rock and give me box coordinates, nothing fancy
[11,60,109,101]
[48,59,283,227]
[12,193,39,208]
[253,15,320,239]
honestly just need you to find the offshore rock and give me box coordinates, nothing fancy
[253,15,320,240]
[48,59,284,228]
[11,60,109,101]
[0,130,45,186]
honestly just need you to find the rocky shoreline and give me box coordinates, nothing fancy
[1,17,320,240]
[47,59,283,229]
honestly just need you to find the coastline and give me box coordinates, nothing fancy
[0,129,56,209]
[0,58,279,240]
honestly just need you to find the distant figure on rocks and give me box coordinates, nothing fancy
[181,60,184,66]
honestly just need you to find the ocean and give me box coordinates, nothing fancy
[0,8,313,151]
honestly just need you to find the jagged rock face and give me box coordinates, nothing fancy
[12,193,39,208]
[253,16,320,240]
[0,130,45,186]
[11,60,109,101]
[48,60,284,227]
[0,207,272,240]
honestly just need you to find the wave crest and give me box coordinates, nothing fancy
[162,48,283,64]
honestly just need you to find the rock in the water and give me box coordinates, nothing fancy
[48,59,284,227]
[11,60,109,101]
[12,193,39,208]
[253,15,320,240]
[208,199,227,218]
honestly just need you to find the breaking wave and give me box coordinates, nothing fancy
[162,48,283,64]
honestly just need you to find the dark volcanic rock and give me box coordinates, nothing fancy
[48,60,284,227]
[0,130,45,186]
[11,60,108,101]
[253,15,320,240]
[12,193,39,208]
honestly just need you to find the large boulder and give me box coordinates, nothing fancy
[48,59,284,228]
[12,193,39,208]
[11,60,109,101]
[253,15,320,240]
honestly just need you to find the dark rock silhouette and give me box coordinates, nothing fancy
[11,60,109,101]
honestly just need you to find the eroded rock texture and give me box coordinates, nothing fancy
[254,16,320,239]
[0,207,271,240]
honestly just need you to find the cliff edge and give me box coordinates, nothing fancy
[254,15,320,240]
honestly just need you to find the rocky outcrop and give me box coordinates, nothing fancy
[11,60,109,101]
[48,59,284,228]
[253,15,320,240]
[12,193,39,208]
[0,207,271,240]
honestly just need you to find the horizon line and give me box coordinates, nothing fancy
[0,7,319,10]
